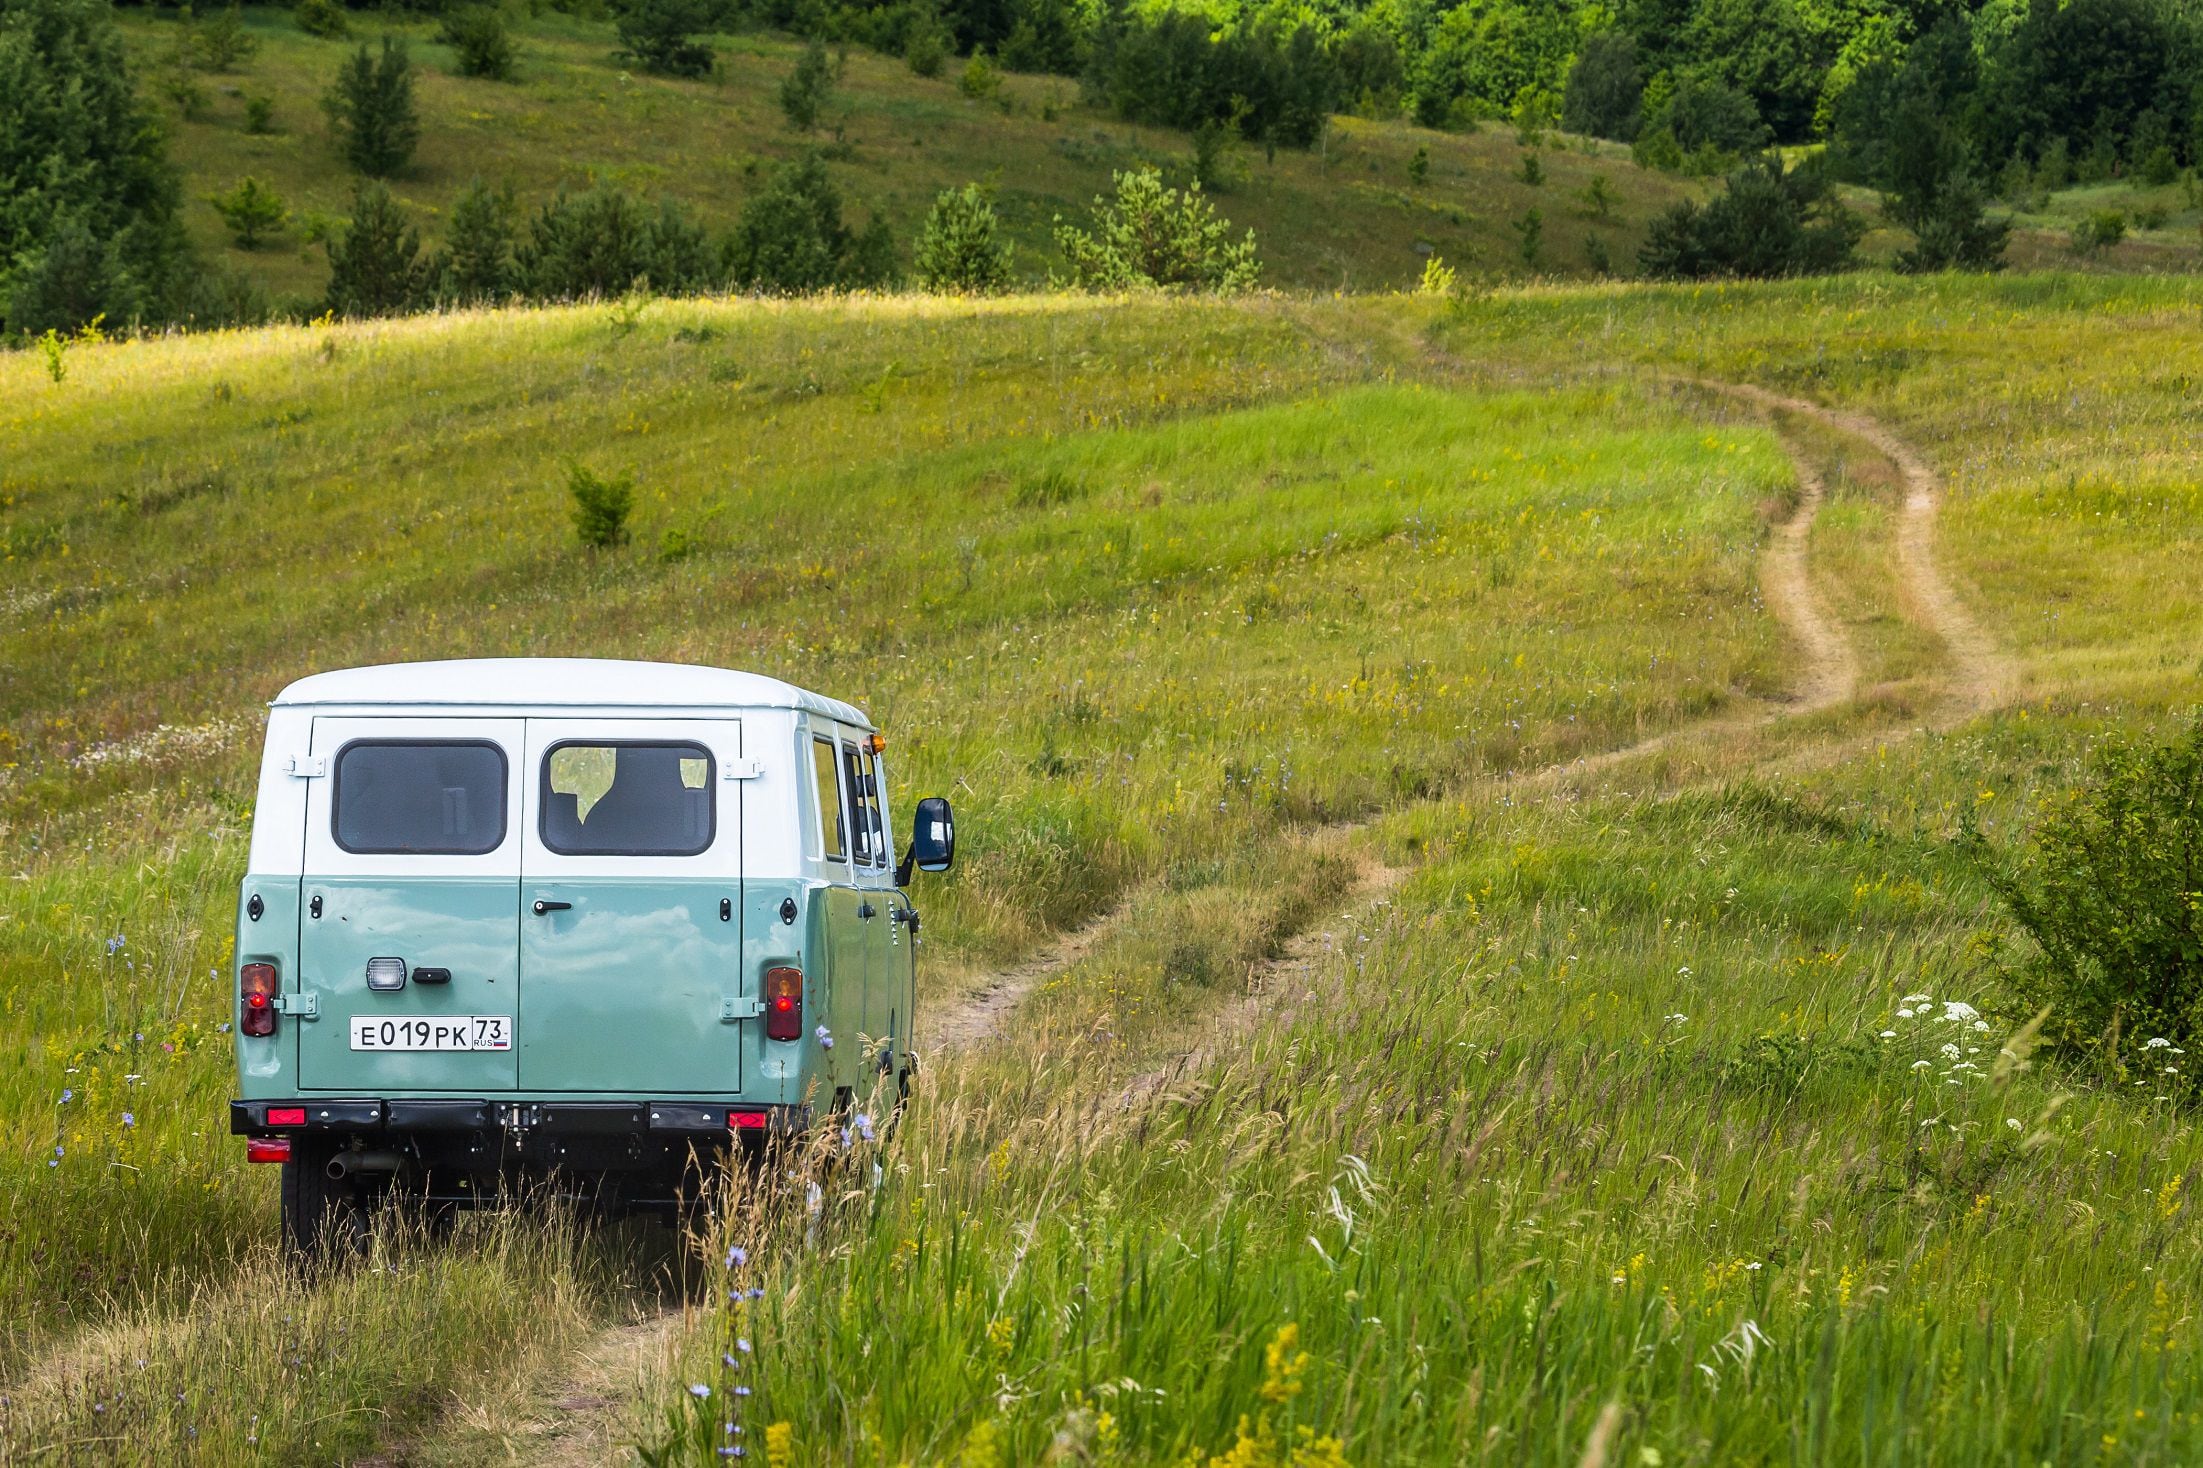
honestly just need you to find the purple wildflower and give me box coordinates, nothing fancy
[732,1385,752,1398]
[725,1245,747,1269]
[106,935,125,956]
[735,1337,751,1353]
[855,1113,875,1142]
[59,1089,73,1104]
[122,1112,135,1128]
[814,1025,833,1050]
[689,1383,711,1399]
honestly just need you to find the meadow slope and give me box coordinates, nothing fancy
[3,274,2203,1464]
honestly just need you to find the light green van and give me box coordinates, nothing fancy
[228,659,956,1253]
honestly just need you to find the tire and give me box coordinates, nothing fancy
[281,1138,368,1268]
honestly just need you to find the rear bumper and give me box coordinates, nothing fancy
[230,1098,809,1140]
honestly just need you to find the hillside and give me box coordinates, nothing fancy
[5,275,2203,1462]
[118,7,1703,304]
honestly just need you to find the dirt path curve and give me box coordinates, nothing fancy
[1709,381,2016,713]
[442,383,1977,1466]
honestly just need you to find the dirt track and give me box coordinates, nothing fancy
[459,382,2011,1466]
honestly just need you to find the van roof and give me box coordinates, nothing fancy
[272,659,873,728]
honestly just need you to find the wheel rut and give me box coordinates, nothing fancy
[402,382,2002,1465]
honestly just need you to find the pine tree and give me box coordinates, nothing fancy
[324,182,426,317]
[725,155,848,293]
[431,178,518,301]
[323,39,420,178]
[0,0,196,334]
[778,37,832,131]
[438,8,515,82]
[613,0,716,78]
[209,175,287,249]
[914,183,1013,293]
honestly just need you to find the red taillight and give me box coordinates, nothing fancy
[764,966,802,1042]
[268,1107,306,1127]
[239,962,278,1038]
[729,1110,770,1130]
[246,1137,292,1164]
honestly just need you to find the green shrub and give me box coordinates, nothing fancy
[322,181,427,318]
[188,4,257,71]
[243,93,274,132]
[517,185,714,300]
[1513,205,1542,266]
[2136,202,2170,231]
[913,183,1013,293]
[614,0,715,78]
[2141,145,2180,188]
[430,177,519,302]
[208,175,287,249]
[439,8,515,81]
[1639,153,1863,279]
[2069,209,2126,255]
[1052,167,1260,293]
[1583,232,1611,274]
[778,37,832,131]
[958,51,1000,100]
[903,18,946,77]
[322,40,419,178]
[1580,173,1616,219]
[1406,145,1429,186]
[725,155,894,293]
[294,0,348,38]
[568,465,634,548]
[1518,152,1544,186]
[1969,720,2203,1079]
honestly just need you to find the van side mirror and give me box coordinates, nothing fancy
[897,796,955,885]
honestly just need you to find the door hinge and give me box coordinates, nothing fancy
[286,755,326,779]
[275,993,319,1019]
[722,758,765,781]
[719,996,765,1023]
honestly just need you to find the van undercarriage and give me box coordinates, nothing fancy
[232,1098,809,1236]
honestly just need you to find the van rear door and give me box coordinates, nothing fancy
[298,719,524,1093]
[518,719,744,1094]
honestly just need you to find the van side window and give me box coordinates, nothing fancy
[542,742,713,856]
[812,736,847,862]
[862,749,889,870]
[334,742,507,854]
[842,742,882,868]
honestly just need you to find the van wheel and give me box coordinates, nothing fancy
[281,1139,368,1267]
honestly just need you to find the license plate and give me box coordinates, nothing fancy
[350,1015,512,1051]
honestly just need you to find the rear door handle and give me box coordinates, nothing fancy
[859,901,877,920]
[532,899,572,915]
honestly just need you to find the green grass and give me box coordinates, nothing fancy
[121,7,1701,306]
[6,272,2203,1463]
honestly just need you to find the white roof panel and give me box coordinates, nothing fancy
[272,659,873,728]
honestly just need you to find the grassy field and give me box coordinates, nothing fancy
[122,6,1702,306]
[4,272,2203,1462]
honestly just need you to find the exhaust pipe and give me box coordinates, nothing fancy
[326,1149,405,1180]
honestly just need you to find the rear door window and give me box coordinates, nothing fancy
[541,742,714,856]
[813,736,848,862]
[333,741,508,854]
